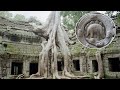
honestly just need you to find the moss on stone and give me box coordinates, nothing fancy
[87,49,97,56]
[70,34,120,57]
[70,42,83,57]
[70,42,98,57]
[6,42,42,56]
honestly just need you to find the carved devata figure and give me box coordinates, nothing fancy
[76,12,116,48]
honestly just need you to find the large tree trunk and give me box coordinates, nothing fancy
[95,50,104,79]
[28,11,91,79]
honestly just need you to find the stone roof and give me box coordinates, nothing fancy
[0,16,33,29]
[0,16,42,56]
[0,16,38,37]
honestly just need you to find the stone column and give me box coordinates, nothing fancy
[89,60,93,73]
[80,54,87,73]
[23,60,30,77]
[6,60,11,78]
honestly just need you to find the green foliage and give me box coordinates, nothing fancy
[105,11,114,17]
[0,11,27,21]
[105,11,120,26]
[116,12,120,25]
[28,16,41,25]
[61,11,90,30]
[0,11,13,19]
[13,14,26,21]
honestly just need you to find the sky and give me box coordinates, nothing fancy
[10,11,51,23]
[9,11,107,22]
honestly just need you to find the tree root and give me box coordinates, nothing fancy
[53,72,61,79]
[95,50,104,79]
[16,74,24,79]
[64,71,91,79]
[52,70,91,79]
[27,71,93,79]
[27,11,100,80]
[28,72,47,79]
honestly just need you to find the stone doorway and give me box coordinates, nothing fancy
[73,60,80,71]
[29,63,38,75]
[11,62,23,75]
[108,57,120,72]
[92,60,98,72]
[57,61,64,71]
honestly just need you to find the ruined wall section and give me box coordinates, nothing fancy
[0,17,42,78]
[101,32,120,78]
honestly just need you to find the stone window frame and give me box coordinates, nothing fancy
[72,57,80,72]
[10,60,23,76]
[103,54,120,78]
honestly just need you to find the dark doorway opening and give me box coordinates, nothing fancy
[92,60,98,72]
[108,57,120,72]
[73,60,80,71]
[30,63,38,75]
[57,61,64,71]
[11,62,23,75]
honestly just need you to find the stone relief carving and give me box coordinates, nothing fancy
[76,12,116,48]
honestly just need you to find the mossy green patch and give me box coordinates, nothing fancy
[6,42,42,56]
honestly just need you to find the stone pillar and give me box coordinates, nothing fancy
[80,54,87,73]
[89,60,93,73]
[87,57,94,73]
[6,60,11,78]
[1,60,7,78]
[23,60,30,77]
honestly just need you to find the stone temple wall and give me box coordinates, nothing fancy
[0,17,42,78]
[0,16,120,79]
[77,32,120,78]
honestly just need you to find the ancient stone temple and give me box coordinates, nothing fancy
[0,17,42,79]
[0,14,120,79]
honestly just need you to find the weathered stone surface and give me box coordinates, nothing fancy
[0,13,120,79]
[0,17,42,78]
